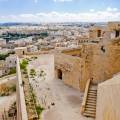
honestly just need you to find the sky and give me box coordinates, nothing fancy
[0,0,120,23]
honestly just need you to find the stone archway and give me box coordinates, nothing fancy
[115,30,119,37]
[23,51,25,55]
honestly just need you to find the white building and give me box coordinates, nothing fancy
[0,60,7,77]
[0,38,6,47]
[5,55,17,68]
[15,47,27,57]
[27,45,38,52]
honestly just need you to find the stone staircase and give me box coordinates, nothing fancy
[83,84,97,118]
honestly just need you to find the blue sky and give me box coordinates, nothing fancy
[0,0,120,22]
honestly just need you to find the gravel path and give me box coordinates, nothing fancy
[41,79,93,120]
[0,75,16,85]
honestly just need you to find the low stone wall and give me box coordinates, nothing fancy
[16,57,28,120]
[62,48,82,57]
[96,73,120,120]
[25,51,49,56]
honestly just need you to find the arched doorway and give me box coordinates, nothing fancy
[23,51,25,55]
[115,30,119,37]
[57,69,62,80]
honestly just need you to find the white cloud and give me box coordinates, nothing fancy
[106,7,118,12]
[0,8,120,23]
[89,9,95,12]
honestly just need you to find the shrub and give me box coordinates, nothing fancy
[20,59,28,70]
[30,69,36,77]
[10,85,16,92]
[36,105,44,118]
[0,84,16,96]
[39,70,46,77]
[0,53,9,60]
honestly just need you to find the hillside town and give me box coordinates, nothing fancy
[0,21,120,120]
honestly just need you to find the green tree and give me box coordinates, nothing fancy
[0,53,9,60]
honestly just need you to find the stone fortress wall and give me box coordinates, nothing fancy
[96,73,120,120]
[15,22,120,120]
[55,22,120,92]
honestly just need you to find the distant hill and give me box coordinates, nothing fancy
[0,22,41,26]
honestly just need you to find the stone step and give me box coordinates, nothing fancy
[87,98,96,101]
[85,107,96,111]
[87,99,96,103]
[86,100,96,104]
[85,105,96,109]
[87,96,96,99]
[84,109,96,114]
[83,112,95,118]
[86,105,96,109]
[82,84,97,118]
[88,92,97,95]
[86,102,96,106]
[88,93,97,96]
[87,95,97,98]
[87,100,96,103]
[88,92,97,94]
[89,90,97,93]
[88,97,96,100]
[85,105,96,110]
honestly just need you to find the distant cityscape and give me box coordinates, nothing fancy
[0,21,120,120]
[0,0,120,120]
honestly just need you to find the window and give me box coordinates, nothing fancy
[97,30,101,37]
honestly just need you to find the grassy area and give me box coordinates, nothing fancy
[20,59,44,119]
[36,105,44,119]
[20,59,28,70]
[30,85,44,119]
[30,69,36,78]
[22,70,38,119]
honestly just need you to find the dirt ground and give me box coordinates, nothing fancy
[29,54,93,120]
[0,93,16,119]
[40,79,93,120]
